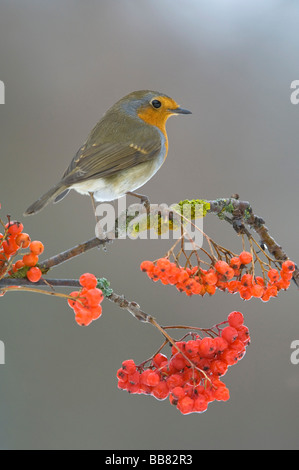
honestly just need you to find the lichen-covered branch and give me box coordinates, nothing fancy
[207,197,299,288]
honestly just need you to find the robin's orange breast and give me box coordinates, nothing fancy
[137,107,169,159]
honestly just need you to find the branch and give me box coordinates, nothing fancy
[0,277,152,323]
[207,197,299,288]
[39,237,108,272]
[2,196,298,290]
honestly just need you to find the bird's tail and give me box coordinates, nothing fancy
[24,183,69,216]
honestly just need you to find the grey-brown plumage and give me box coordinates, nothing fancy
[24,90,191,216]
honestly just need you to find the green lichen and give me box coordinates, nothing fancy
[177,199,211,219]
[96,277,113,297]
[8,266,30,279]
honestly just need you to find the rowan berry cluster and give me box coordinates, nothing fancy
[140,253,295,302]
[0,216,44,283]
[117,311,250,414]
[68,273,104,326]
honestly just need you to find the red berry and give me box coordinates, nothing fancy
[126,382,140,394]
[15,233,31,248]
[6,221,24,236]
[185,339,200,357]
[228,311,244,329]
[68,291,80,308]
[214,260,230,275]
[277,279,291,290]
[170,386,185,401]
[166,373,184,390]
[213,336,228,354]
[227,280,241,293]
[22,253,39,267]
[210,360,228,376]
[156,258,170,271]
[177,396,194,414]
[121,359,136,375]
[14,260,25,271]
[75,310,93,327]
[90,305,102,320]
[220,349,238,366]
[29,241,44,255]
[229,339,246,355]
[171,341,185,355]
[152,353,168,368]
[198,337,217,358]
[280,270,293,281]
[237,325,250,344]
[85,288,104,307]
[255,276,265,286]
[128,371,140,385]
[241,274,253,287]
[251,283,264,298]
[79,273,98,289]
[221,326,238,344]
[267,269,280,283]
[2,238,19,256]
[140,369,152,385]
[239,251,253,265]
[239,286,252,300]
[177,270,189,283]
[213,385,230,402]
[230,257,241,270]
[170,353,187,371]
[117,380,128,391]
[151,381,169,400]
[26,267,42,283]
[146,371,160,387]
[116,368,128,382]
[193,394,208,413]
[140,260,154,272]
[224,267,235,280]
[204,270,218,285]
[281,260,295,273]
[205,284,216,295]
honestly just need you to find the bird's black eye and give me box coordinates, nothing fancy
[151,99,162,109]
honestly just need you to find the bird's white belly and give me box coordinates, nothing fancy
[71,156,164,202]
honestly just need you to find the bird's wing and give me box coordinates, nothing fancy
[62,138,162,185]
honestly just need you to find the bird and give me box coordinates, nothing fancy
[24,90,191,217]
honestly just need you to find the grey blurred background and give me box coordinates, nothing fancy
[0,0,298,450]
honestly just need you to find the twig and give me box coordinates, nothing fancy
[207,197,299,288]
[39,237,108,272]
[0,278,80,288]
[0,277,152,323]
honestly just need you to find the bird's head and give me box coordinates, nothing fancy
[116,90,192,131]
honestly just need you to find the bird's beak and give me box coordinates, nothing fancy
[170,106,192,115]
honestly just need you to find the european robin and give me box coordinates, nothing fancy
[24,90,191,216]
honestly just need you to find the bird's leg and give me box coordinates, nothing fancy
[126,191,150,213]
[89,192,100,223]
[89,192,108,250]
